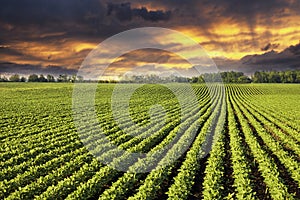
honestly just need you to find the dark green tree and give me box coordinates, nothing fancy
[28,74,39,82]
[237,75,252,83]
[77,76,84,82]
[20,77,27,82]
[39,74,47,82]
[0,75,8,82]
[191,76,198,83]
[57,74,68,82]
[47,74,55,82]
[9,74,20,82]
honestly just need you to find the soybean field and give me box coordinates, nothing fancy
[0,83,299,199]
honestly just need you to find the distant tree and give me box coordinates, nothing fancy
[77,76,84,82]
[28,74,39,82]
[0,75,8,82]
[9,74,20,82]
[279,71,287,83]
[39,74,47,82]
[252,70,300,83]
[285,70,296,83]
[70,75,77,83]
[237,75,252,83]
[202,73,223,82]
[262,71,269,83]
[197,76,205,83]
[174,76,188,83]
[296,71,300,83]
[252,71,265,83]
[47,74,55,82]
[57,74,68,82]
[221,71,244,83]
[252,72,259,83]
[20,77,27,82]
[199,71,247,83]
[268,71,281,83]
[191,77,198,83]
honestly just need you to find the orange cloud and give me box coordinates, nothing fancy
[175,15,300,60]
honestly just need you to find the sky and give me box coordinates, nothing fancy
[1,0,300,77]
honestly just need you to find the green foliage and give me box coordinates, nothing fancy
[252,70,300,83]
[39,74,47,82]
[0,75,8,82]
[28,74,39,82]
[9,74,20,82]
[0,83,299,199]
[192,71,251,83]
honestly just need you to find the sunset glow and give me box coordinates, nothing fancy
[1,0,300,76]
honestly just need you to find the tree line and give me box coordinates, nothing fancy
[191,71,251,83]
[252,70,300,83]
[1,70,300,83]
[0,74,84,83]
[191,70,300,83]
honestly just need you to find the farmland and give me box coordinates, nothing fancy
[0,83,299,199]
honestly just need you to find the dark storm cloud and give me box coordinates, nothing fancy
[0,0,136,47]
[287,43,300,55]
[0,62,77,76]
[2,0,113,40]
[0,0,105,25]
[261,43,280,51]
[1,0,300,40]
[1,0,300,74]
[0,0,298,40]
[0,47,23,57]
[216,42,300,74]
[116,49,181,64]
[214,0,292,22]
[153,0,299,23]
[107,2,171,22]
[0,0,171,42]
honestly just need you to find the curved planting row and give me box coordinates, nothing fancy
[1,83,299,199]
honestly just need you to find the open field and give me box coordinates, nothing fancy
[0,83,299,199]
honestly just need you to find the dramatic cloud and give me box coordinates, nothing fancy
[107,2,171,21]
[261,43,280,51]
[0,62,77,76]
[216,42,300,74]
[287,42,300,55]
[0,0,300,75]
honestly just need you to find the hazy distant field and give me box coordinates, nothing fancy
[0,83,299,199]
